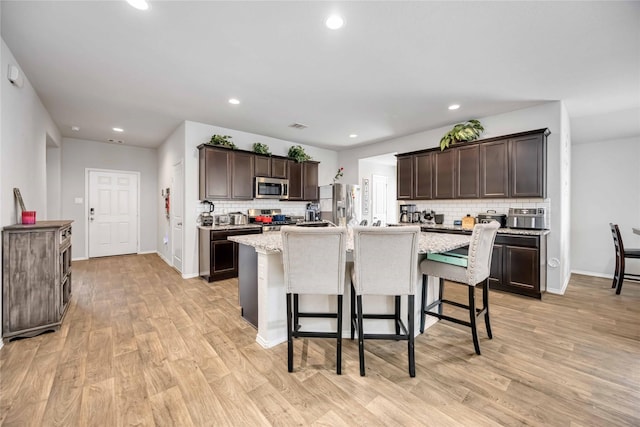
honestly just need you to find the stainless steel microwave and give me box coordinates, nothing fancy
[255,177,289,200]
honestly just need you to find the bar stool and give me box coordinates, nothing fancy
[350,226,420,377]
[419,221,499,355]
[281,226,348,374]
[609,223,640,295]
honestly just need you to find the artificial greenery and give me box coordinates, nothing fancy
[287,145,311,163]
[208,134,237,149]
[439,119,485,150]
[252,142,271,155]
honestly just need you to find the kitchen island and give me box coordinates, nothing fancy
[230,230,471,348]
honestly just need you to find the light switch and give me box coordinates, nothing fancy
[74,197,83,204]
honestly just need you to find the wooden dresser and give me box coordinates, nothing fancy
[2,220,73,340]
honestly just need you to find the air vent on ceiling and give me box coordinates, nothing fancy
[288,122,308,130]
[108,139,124,144]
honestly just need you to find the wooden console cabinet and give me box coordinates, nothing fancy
[2,221,73,339]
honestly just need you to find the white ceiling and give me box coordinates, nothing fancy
[2,1,639,150]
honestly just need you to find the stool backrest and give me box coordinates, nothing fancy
[281,226,348,295]
[351,226,420,296]
[610,223,624,256]
[466,221,500,286]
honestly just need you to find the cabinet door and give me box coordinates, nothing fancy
[433,149,455,199]
[504,246,539,292]
[271,158,288,179]
[287,161,304,200]
[488,244,504,288]
[200,147,231,200]
[456,145,479,198]
[396,155,413,200]
[211,240,238,280]
[254,156,271,177]
[231,151,254,199]
[414,153,432,200]
[509,134,545,198]
[303,162,319,201]
[480,140,509,198]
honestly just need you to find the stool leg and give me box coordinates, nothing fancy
[293,294,300,332]
[357,295,365,376]
[482,279,493,340]
[469,286,481,355]
[438,278,444,316]
[612,253,620,289]
[337,294,343,375]
[350,283,356,340]
[616,257,625,295]
[420,275,427,334]
[286,293,294,372]
[394,295,401,336]
[408,295,415,377]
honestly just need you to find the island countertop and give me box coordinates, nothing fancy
[229,230,471,254]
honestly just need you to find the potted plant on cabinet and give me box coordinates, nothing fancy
[439,119,484,150]
[252,142,271,155]
[208,134,237,149]
[288,145,311,163]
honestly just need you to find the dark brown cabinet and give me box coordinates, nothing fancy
[287,160,318,201]
[480,140,509,198]
[3,221,73,339]
[397,155,414,200]
[199,227,262,282]
[231,151,254,199]
[456,144,479,198]
[199,146,231,200]
[414,152,433,199]
[396,129,549,201]
[254,156,289,179]
[509,133,546,198]
[433,149,456,199]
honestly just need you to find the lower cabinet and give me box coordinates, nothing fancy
[423,227,547,299]
[199,227,262,282]
[2,221,73,339]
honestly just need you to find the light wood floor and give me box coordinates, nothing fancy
[1,254,639,426]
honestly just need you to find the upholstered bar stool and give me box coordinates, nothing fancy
[350,226,420,377]
[419,221,499,355]
[281,226,348,374]
[610,223,640,295]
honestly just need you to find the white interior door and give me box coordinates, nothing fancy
[171,161,184,272]
[372,174,388,225]
[89,170,138,258]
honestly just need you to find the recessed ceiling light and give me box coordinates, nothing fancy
[126,0,149,10]
[448,104,460,110]
[113,127,124,132]
[71,126,80,131]
[325,14,344,30]
[349,134,358,138]
[228,98,240,105]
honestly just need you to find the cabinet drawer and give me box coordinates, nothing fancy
[495,234,538,248]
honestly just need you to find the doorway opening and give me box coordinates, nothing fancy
[358,153,397,225]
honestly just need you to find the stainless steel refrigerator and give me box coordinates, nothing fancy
[319,183,361,226]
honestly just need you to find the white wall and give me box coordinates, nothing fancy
[61,138,158,259]
[157,120,339,278]
[46,145,62,219]
[339,102,569,294]
[571,136,640,277]
[1,39,61,226]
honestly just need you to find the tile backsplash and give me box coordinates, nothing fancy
[403,198,551,226]
[195,200,309,217]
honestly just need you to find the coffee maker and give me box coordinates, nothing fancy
[305,203,321,222]
[399,204,416,223]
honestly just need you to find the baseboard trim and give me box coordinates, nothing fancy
[72,257,88,261]
[182,273,199,279]
[138,250,157,255]
[571,270,612,279]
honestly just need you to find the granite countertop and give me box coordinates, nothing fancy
[197,224,262,231]
[229,230,471,254]
[390,223,550,236]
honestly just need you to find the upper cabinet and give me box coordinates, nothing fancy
[231,151,254,200]
[200,146,231,200]
[254,155,289,179]
[288,160,319,201]
[271,158,288,179]
[396,128,549,200]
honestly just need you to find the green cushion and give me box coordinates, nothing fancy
[426,251,468,268]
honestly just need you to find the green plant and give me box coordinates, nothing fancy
[287,145,311,163]
[252,142,271,155]
[208,134,236,149]
[440,119,485,150]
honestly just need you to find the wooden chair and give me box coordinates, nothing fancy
[281,226,348,374]
[419,221,500,355]
[350,226,420,377]
[609,223,640,295]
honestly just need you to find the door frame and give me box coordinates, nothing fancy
[171,159,184,273]
[84,168,141,259]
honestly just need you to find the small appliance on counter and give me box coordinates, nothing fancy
[421,210,436,225]
[199,201,214,226]
[477,210,507,228]
[507,208,547,229]
[305,203,321,222]
[399,204,416,223]
[229,212,248,225]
